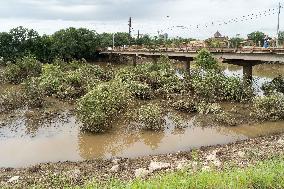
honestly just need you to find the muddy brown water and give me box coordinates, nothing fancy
[1,110,284,168]
[0,63,284,168]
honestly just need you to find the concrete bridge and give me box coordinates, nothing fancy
[100,49,284,84]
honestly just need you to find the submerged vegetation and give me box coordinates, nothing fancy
[0,49,282,133]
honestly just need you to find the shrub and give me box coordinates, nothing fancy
[194,49,218,70]
[135,104,165,131]
[115,56,186,96]
[4,55,42,84]
[39,64,64,95]
[261,76,284,95]
[54,58,86,71]
[128,81,153,100]
[253,93,284,121]
[196,101,222,115]
[0,88,25,112]
[23,77,45,108]
[172,98,196,113]
[192,70,253,102]
[56,70,86,100]
[76,81,131,133]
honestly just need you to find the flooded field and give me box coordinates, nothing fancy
[0,63,284,168]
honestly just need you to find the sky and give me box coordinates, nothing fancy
[0,0,283,39]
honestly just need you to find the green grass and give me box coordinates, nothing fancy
[82,157,284,189]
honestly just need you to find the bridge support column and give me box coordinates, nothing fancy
[152,56,158,64]
[185,58,193,78]
[132,54,138,67]
[243,65,253,86]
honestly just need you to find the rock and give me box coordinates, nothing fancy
[206,150,218,161]
[237,151,245,158]
[112,158,120,164]
[176,160,188,170]
[69,169,81,180]
[8,176,20,183]
[149,161,171,172]
[277,139,284,145]
[213,160,222,167]
[110,165,120,173]
[134,168,151,178]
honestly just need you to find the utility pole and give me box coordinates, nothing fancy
[276,2,281,47]
[128,17,132,46]
[112,33,115,50]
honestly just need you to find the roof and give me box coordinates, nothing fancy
[214,31,222,38]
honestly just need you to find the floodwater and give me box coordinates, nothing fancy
[1,109,284,168]
[0,63,284,168]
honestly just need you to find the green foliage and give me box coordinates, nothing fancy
[279,31,284,45]
[0,26,41,62]
[192,69,253,102]
[0,88,25,112]
[194,49,218,70]
[253,93,284,121]
[172,98,196,113]
[196,101,222,115]
[135,104,164,130]
[128,81,153,100]
[23,77,44,108]
[39,64,65,95]
[261,75,284,95]
[247,31,265,46]
[90,158,284,189]
[52,27,99,61]
[229,37,244,48]
[3,55,42,84]
[205,38,223,48]
[77,81,131,133]
[116,56,185,97]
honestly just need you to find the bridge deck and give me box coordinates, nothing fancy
[101,49,284,64]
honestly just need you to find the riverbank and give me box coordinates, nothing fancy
[1,133,284,188]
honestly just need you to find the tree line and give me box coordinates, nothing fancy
[0,26,283,63]
[0,26,195,63]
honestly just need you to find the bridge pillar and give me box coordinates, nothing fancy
[152,56,158,64]
[185,58,193,78]
[132,54,138,67]
[243,65,253,86]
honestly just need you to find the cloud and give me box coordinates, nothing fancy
[0,0,282,39]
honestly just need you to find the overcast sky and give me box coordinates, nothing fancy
[0,0,283,39]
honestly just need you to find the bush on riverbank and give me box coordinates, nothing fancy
[171,98,196,113]
[24,77,45,108]
[76,81,131,133]
[135,104,165,130]
[261,75,284,95]
[115,56,186,99]
[0,88,25,112]
[191,69,253,102]
[3,55,42,84]
[253,93,284,121]
[195,48,219,70]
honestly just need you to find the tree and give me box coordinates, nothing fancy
[247,31,265,47]
[98,33,113,48]
[136,35,151,46]
[194,49,218,70]
[52,27,100,61]
[278,31,284,46]
[229,37,244,48]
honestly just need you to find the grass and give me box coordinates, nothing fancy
[80,157,284,189]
